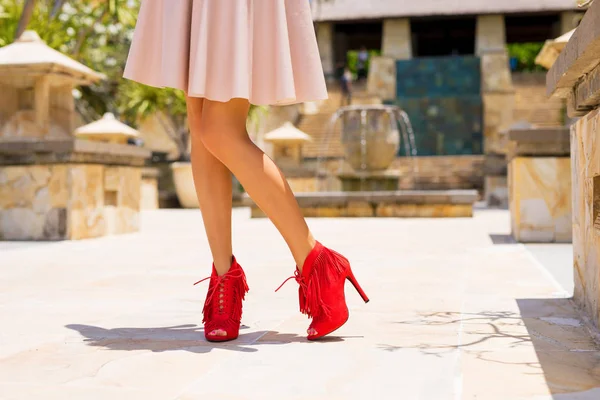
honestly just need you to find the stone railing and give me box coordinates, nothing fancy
[547,0,600,327]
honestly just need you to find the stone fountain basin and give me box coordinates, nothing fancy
[243,190,478,218]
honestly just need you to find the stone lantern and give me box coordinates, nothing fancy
[264,122,311,168]
[75,113,140,145]
[0,31,104,140]
[0,31,151,241]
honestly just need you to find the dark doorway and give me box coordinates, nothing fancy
[411,17,477,57]
[333,21,383,66]
[505,14,562,43]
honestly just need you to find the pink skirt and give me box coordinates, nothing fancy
[123,0,328,106]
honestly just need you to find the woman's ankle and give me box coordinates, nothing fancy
[294,236,317,273]
[214,255,234,276]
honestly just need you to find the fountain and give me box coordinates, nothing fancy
[329,105,417,192]
[244,104,477,218]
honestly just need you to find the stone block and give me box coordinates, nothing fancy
[121,169,142,210]
[70,208,105,240]
[346,201,374,217]
[287,177,318,193]
[316,207,345,218]
[104,166,123,192]
[0,162,144,240]
[507,128,571,159]
[105,206,139,235]
[572,109,600,327]
[375,204,473,218]
[42,208,68,240]
[0,208,44,240]
[102,166,141,234]
[367,56,396,101]
[141,177,159,210]
[68,164,105,240]
[0,165,70,240]
[509,157,572,243]
[547,1,600,98]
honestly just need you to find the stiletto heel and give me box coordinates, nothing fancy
[276,241,369,340]
[347,271,369,303]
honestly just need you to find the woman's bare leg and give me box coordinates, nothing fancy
[187,97,235,338]
[198,98,315,269]
[187,97,233,276]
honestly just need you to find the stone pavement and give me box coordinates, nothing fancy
[0,209,599,400]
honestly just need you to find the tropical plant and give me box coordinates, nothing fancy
[507,42,545,72]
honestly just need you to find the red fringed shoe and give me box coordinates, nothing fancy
[194,257,249,342]
[276,242,369,340]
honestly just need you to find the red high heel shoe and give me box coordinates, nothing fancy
[194,257,249,342]
[276,241,369,340]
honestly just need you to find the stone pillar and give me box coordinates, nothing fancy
[141,168,160,210]
[316,22,334,79]
[476,15,506,55]
[477,15,514,208]
[507,128,571,242]
[367,18,412,101]
[382,18,412,60]
[34,76,50,129]
[548,1,600,327]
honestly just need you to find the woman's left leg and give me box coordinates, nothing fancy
[198,98,315,269]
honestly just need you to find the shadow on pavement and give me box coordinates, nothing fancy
[517,298,600,399]
[65,323,344,353]
[382,298,600,398]
[489,234,517,245]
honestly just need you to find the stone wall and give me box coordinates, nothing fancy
[302,155,484,192]
[512,73,565,127]
[0,164,141,240]
[103,166,141,236]
[546,1,600,329]
[572,110,600,325]
[391,155,484,190]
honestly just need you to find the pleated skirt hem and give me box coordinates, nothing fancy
[124,0,328,106]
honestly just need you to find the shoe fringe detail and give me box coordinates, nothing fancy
[194,258,249,330]
[275,243,347,320]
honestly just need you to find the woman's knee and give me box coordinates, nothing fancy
[198,99,250,155]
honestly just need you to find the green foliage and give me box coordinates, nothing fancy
[507,42,545,72]
[0,2,17,46]
[1,0,262,159]
[346,49,381,77]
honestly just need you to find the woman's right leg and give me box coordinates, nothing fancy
[187,96,236,339]
[187,97,233,275]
